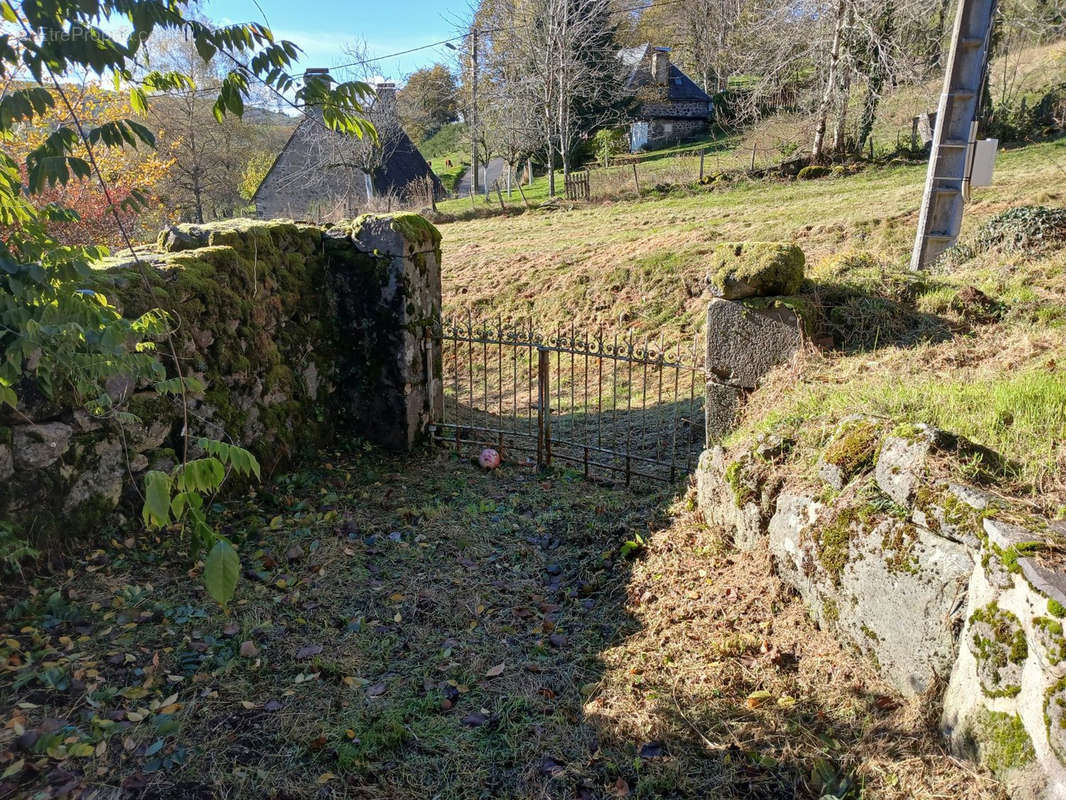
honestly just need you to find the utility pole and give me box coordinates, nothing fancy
[910,0,996,271]
[470,27,480,196]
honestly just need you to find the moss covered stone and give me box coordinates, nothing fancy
[969,603,1027,698]
[797,165,832,180]
[816,502,873,585]
[10,214,442,543]
[724,459,756,507]
[820,419,881,488]
[707,242,805,300]
[1033,615,1066,668]
[1050,598,1066,618]
[1046,675,1066,765]
[389,213,442,250]
[974,710,1036,776]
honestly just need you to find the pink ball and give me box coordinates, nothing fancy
[479,448,501,469]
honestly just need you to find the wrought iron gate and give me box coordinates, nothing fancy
[429,318,705,484]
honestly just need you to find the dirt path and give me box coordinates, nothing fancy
[0,448,1001,799]
[455,157,507,197]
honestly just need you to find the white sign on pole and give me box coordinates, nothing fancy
[968,138,998,187]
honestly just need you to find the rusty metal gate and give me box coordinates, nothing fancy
[429,318,705,484]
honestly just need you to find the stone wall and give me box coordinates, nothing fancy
[0,214,442,541]
[697,421,1066,798]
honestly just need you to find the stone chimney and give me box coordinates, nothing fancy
[372,80,398,115]
[303,67,332,89]
[651,48,670,85]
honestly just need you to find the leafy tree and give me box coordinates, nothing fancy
[239,149,276,201]
[0,0,372,604]
[4,82,173,246]
[397,63,458,143]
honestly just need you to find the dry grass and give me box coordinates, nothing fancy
[590,497,1006,799]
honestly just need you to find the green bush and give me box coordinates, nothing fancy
[593,127,629,166]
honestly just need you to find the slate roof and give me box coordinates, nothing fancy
[252,87,442,212]
[620,43,713,104]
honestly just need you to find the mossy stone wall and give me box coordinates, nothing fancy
[1,215,443,542]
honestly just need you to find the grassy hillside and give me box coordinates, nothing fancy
[436,39,1066,214]
[436,136,1066,512]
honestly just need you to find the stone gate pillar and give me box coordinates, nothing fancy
[324,214,443,450]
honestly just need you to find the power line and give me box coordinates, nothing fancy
[329,0,691,72]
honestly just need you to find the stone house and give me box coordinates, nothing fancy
[253,70,442,222]
[619,45,714,151]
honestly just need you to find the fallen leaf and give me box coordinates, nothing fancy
[366,682,386,697]
[540,756,565,777]
[239,641,258,658]
[317,772,336,784]
[610,776,630,797]
[746,690,772,709]
[1,759,23,779]
[296,644,323,659]
[485,662,505,677]
[461,712,488,727]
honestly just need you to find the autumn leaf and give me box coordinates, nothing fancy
[746,690,773,709]
[485,662,505,677]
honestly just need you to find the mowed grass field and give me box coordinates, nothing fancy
[436,136,1066,510]
[437,138,1066,338]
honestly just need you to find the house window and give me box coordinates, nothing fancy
[662,123,673,134]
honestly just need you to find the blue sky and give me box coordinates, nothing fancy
[203,0,470,83]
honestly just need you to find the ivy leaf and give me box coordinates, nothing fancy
[142,470,172,528]
[204,539,240,607]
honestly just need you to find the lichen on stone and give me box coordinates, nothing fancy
[969,603,1027,698]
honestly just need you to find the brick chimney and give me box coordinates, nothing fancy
[651,48,670,85]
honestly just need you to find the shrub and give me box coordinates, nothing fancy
[941,205,1066,267]
[593,127,629,166]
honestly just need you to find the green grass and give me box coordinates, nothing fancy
[428,150,470,194]
[436,132,741,213]
[418,122,470,160]
[436,135,1066,509]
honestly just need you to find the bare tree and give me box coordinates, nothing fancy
[812,0,849,159]
[479,0,628,196]
[144,32,291,222]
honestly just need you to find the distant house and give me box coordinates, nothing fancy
[619,45,714,152]
[253,70,442,222]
